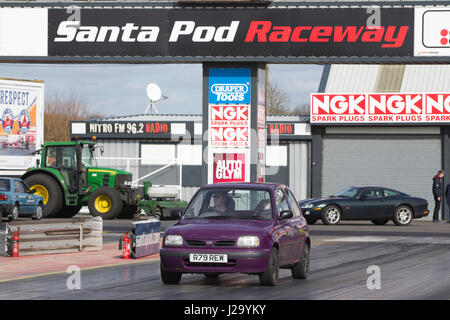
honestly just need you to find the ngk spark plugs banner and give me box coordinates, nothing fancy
[208,69,251,148]
[208,68,251,184]
[45,8,413,58]
[0,79,43,170]
[414,8,450,57]
[311,93,450,123]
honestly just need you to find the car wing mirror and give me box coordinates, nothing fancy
[279,210,294,220]
[29,189,37,194]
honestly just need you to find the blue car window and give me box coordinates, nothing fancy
[0,179,10,191]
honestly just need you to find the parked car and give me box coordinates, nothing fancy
[0,177,44,221]
[160,182,311,286]
[298,186,429,226]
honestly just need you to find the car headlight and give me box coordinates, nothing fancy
[164,235,184,246]
[302,203,314,209]
[237,236,260,248]
[315,203,327,208]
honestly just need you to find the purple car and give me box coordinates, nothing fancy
[160,182,311,286]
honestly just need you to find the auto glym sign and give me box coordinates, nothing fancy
[213,153,246,183]
[311,93,450,123]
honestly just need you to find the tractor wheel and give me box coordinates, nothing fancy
[25,174,63,218]
[118,204,138,219]
[88,187,123,220]
[58,205,82,218]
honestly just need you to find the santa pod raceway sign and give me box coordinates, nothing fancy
[47,8,413,58]
[311,93,450,123]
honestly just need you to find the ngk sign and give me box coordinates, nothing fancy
[311,93,450,123]
[209,105,250,147]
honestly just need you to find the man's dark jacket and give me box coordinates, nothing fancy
[433,175,444,198]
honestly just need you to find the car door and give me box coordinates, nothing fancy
[382,188,404,218]
[354,188,386,219]
[21,181,38,214]
[285,188,308,263]
[13,179,29,214]
[273,187,295,264]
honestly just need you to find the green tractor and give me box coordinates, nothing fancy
[21,141,141,219]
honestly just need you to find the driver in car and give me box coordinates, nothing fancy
[211,191,235,217]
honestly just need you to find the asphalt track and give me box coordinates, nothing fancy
[0,219,449,300]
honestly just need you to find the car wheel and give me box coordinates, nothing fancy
[259,247,279,286]
[33,203,43,220]
[393,205,413,226]
[291,244,310,279]
[160,263,182,284]
[371,219,388,225]
[321,205,341,225]
[9,205,19,221]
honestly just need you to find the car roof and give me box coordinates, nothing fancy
[201,182,286,190]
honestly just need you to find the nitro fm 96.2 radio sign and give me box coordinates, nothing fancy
[311,93,450,123]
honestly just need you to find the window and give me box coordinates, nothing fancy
[21,182,30,193]
[360,189,383,199]
[14,180,23,193]
[383,189,400,197]
[286,190,302,217]
[275,188,290,216]
[0,179,10,192]
[183,188,273,220]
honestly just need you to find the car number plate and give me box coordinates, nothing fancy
[189,253,228,263]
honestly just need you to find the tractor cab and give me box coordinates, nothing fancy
[41,141,96,194]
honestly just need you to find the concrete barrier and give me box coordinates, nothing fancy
[3,217,103,256]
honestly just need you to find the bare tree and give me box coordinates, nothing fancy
[291,103,310,115]
[267,81,291,115]
[44,95,104,142]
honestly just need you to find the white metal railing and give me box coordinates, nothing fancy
[93,157,182,199]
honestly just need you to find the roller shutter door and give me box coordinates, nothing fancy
[322,137,441,220]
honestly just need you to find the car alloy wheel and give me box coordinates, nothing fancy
[323,205,341,225]
[10,205,19,221]
[394,206,412,226]
[34,204,43,220]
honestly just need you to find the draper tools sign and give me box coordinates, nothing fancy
[46,8,413,58]
[311,93,450,123]
[0,79,43,170]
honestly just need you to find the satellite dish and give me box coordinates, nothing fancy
[146,83,162,101]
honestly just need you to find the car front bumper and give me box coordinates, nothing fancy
[160,247,271,274]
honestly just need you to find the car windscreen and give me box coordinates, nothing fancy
[183,188,273,220]
[335,187,359,198]
[0,179,10,192]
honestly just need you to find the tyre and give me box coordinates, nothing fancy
[9,204,19,221]
[58,205,82,218]
[259,247,279,286]
[393,205,413,226]
[118,204,138,219]
[88,187,123,220]
[371,219,388,226]
[32,203,43,220]
[25,174,63,218]
[160,263,182,284]
[306,218,318,225]
[154,207,163,220]
[291,244,310,279]
[321,205,341,225]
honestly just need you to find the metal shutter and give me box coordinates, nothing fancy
[322,137,441,220]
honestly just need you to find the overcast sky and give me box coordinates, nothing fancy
[0,63,323,118]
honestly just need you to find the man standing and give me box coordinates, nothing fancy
[433,170,444,222]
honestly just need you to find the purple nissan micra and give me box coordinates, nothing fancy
[160,183,311,286]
